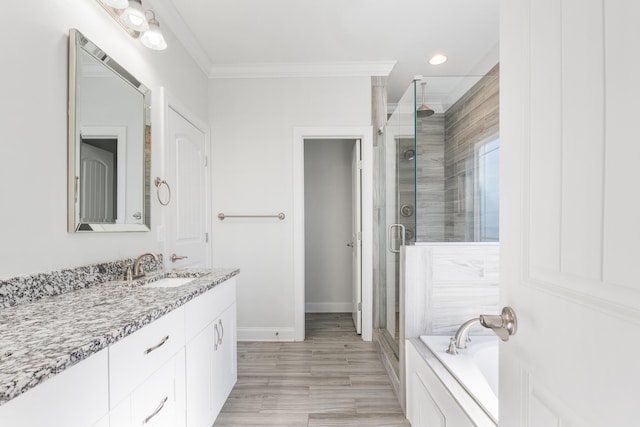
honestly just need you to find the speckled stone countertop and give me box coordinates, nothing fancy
[0,267,239,406]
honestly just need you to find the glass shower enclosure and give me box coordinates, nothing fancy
[376,66,500,371]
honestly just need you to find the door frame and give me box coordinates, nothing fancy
[293,126,373,342]
[159,87,212,268]
[80,126,127,223]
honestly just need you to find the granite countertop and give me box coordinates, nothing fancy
[0,267,239,406]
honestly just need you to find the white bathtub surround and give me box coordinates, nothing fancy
[403,243,500,338]
[420,335,498,422]
[399,243,499,409]
[406,338,496,427]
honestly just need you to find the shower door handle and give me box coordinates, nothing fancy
[387,224,406,253]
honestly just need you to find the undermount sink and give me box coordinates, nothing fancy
[144,277,194,288]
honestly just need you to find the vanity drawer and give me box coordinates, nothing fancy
[131,350,184,427]
[110,350,186,427]
[109,307,185,407]
[185,278,235,342]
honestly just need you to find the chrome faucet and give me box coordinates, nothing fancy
[446,307,518,355]
[129,252,160,280]
[447,318,481,354]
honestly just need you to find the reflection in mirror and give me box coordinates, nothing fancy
[68,29,151,232]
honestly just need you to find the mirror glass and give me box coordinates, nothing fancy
[68,29,151,232]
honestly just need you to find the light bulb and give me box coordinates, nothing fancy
[119,0,149,32]
[141,15,167,50]
[128,14,144,27]
[429,54,448,65]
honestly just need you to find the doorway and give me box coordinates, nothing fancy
[304,139,360,331]
[293,127,373,342]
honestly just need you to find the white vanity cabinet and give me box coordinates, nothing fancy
[0,349,110,427]
[185,277,237,427]
[0,274,238,427]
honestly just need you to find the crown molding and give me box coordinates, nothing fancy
[208,61,397,79]
[144,0,396,80]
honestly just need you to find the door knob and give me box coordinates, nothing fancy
[347,242,354,248]
[170,253,188,263]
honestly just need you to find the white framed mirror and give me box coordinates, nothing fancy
[68,28,151,232]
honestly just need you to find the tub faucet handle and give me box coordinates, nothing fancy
[480,306,518,342]
[446,337,459,355]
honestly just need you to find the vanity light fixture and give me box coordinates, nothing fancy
[429,54,448,65]
[96,0,167,50]
[140,11,167,50]
[120,0,149,32]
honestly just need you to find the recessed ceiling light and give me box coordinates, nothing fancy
[429,54,448,65]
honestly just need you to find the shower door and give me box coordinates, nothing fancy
[377,82,417,359]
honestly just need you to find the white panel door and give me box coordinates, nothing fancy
[352,140,362,334]
[501,1,640,425]
[80,143,114,223]
[166,107,210,268]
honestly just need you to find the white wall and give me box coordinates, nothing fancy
[304,139,355,313]
[209,77,371,340]
[0,1,208,278]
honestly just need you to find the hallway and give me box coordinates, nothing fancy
[214,313,410,426]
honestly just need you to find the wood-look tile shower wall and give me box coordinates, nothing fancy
[444,64,500,242]
[414,64,499,242]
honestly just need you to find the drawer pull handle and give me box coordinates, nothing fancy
[214,323,219,351]
[145,335,169,355]
[143,396,168,424]
[218,319,224,345]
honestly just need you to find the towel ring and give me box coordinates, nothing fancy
[154,177,171,206]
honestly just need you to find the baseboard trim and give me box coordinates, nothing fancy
[305,302,352,313]
[237,327,296,342]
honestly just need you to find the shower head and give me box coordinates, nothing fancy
[417,104,435,118]
[417,82,434,118]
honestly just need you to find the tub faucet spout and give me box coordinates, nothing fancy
[446,318,480,354]
[446,307,519,355]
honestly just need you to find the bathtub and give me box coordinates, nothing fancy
[420,335,499,423]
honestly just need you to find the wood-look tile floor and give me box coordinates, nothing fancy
[213,313,410,426]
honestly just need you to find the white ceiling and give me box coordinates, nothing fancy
[149,0,499,105]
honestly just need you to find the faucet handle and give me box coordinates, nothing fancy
[123,265,133,281]
[480,306,518,341]
[446,337,459,355]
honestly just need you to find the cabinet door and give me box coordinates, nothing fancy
[212,302,237,418]
[185,322,215,427]
[408,372,445,427]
